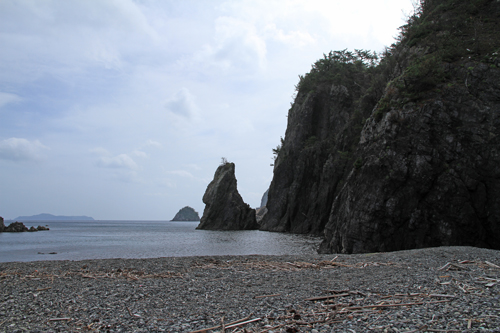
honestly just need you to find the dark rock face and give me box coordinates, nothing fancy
[171,206,200,221]
[262,0,500,253]
[0,216,4,232]
[260,80,375,235]
[197,162,258,230]
[4,222,29,232]
[320,61,500,253]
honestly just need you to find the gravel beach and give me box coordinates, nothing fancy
[1,246,499,332]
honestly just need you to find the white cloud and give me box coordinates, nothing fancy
[0,138,48,162]
[0,0,160,83]
[165,88,199,119]
[91,148,138,170]
[96,154,138,170]
[0,92,22,108]
[192,16,267,72]
[264,24,315,47]
[145,140,162,148]
[0,0,414,219]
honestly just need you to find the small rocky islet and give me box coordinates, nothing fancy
[0,217,49,233]
[171,206,200,222]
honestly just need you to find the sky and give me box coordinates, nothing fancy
[0,0,414,220]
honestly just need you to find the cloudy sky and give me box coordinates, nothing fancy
[0,0,413,220]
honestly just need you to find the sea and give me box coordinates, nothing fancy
[0,220,322,262]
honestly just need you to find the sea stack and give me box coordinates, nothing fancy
[197,162,258,230]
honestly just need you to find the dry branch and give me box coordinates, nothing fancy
[305,293,350,301]
[224,317,261,329]
[330,299,451,310]
[485,261,500,269]
[189,314,253,333]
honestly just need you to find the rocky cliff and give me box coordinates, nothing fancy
[197,162,259,230]
[171,206,200,221]
[262,0,500,253]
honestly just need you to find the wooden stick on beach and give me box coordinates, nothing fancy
[189,314,254,333]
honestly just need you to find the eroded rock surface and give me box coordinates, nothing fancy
[320,62,500,253]
[197,162,258,230]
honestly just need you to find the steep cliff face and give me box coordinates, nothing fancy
[260,50,383,235]
[320,61,500,253]
[260,83,373,234]
[263,0,500,252]
[197,162,258,230]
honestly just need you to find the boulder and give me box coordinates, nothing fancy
[171,206,200,221]
[197,162,259,230]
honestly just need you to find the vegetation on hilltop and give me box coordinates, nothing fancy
[276,0,499,156]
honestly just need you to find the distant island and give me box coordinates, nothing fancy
[171,206,200,221]
[14,213,95,221]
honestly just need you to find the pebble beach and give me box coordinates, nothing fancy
[1,246,499,332]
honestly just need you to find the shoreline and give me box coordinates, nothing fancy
[1,246,499,332]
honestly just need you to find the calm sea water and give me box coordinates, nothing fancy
[0,220,322,262]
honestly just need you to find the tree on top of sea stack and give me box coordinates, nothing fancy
[196,160,259,230]
[171,206,200,221]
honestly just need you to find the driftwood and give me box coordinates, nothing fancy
[485,261,500,269]
[189,314,255,333]
[224,317,261,329]
[305,293,350,301]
